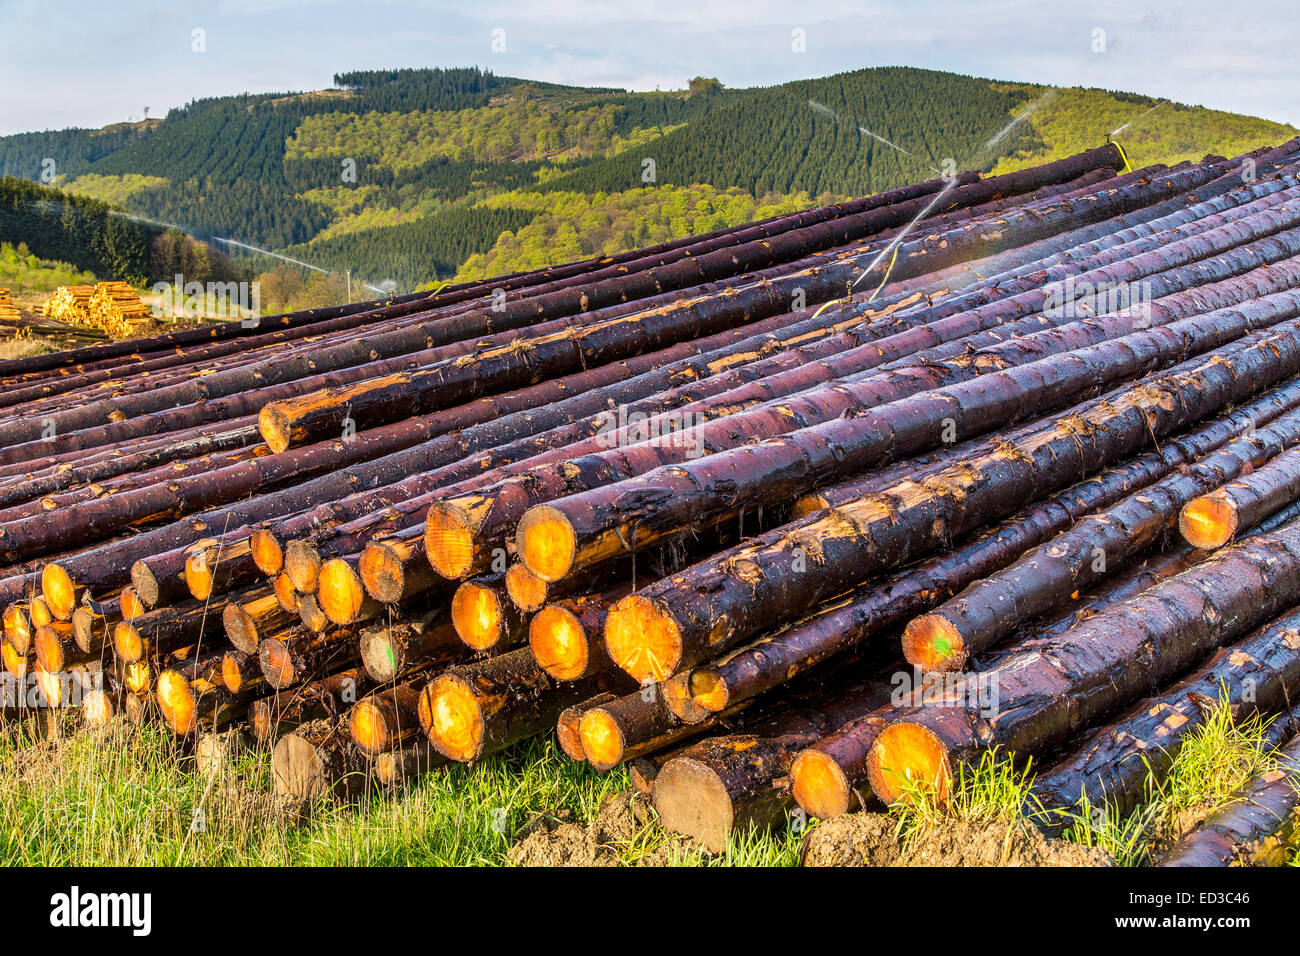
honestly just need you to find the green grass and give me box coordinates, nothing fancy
[887,748,1037,849]
[1060,701,1280,866]
[0,716,797,866]
[2,694,1292,867]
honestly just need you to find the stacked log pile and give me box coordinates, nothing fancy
[9,138,1300,865]
[87,281,153,338]
[41,284,94,324]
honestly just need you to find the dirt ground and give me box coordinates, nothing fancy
[508,788,1115,866]
[798,811,1114,867]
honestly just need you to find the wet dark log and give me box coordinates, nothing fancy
[419,647,634,762]
[260,148,1126,451]
[1181,445,1300,549]
[906,404,1300,672]
[605,321,1300,682]
[867,517,1300,805]
[524,286,1300,588]
[1032,604,1300,823]
[1159,730,1300,866]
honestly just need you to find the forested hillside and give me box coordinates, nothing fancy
[1,65,1292,294]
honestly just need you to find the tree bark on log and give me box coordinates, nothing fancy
[1032,604,1300,823]
[524,282,1300,587]
[1158,729,1300,866]
[868,517,1300,805]
[604,321,1300,682]
[906,404,1300,672]
[1180,444,1300,549]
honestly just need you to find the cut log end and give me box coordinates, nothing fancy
[517,505,577,583]
[318,558,366,625]
[33,661,62,708]
[71,606,101,653]
[359,627,400,684]
[451,580,506,651]
[184,548,217,601]
[156,670,197,735]
[41,564,76,621]
[505,562,548,612]
[251,529,284,576]
[1179,494,1239,550]
[604,594,681,683]
[81,688,116,726]
[555,704,588,762]
[529,605,590,681]
[790,749,852,819]
[285,539,322,594]
[258,404,293,456]
[122,660,151,695]
[120,586,145,621]
[424,504,477,579]
[298,593,330,633]
[259,638,296,689]
[222,652,247,694]
[419,676,484,762]
[33,625,66,672]
[131,561,162,608]
[688,668,729,713]
[223,603,258,654]
[901,613,966,672]
[113,621,146,663]
[349,699,390,755]
[273,573,299,614]
[359,541,406,604]
[867,722,952,805]
[578,707,625,772]
[270,732,330,800]
[2,641,28,680]
[651,756,732,854]
[3,604,31,653]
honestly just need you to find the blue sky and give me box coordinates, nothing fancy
[1,0,1295,136]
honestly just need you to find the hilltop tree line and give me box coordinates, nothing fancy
[540,67,1035,197]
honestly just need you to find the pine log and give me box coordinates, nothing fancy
[867,518,1300,805]
[604,322,1300,682]
[905,403,1300,672]
[419,647,634,762]
[1181,445,1300,549]
[1159,730,1300,866]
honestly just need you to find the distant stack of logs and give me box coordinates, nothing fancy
[7,138,1300,866]
[41,284,94,324]
[88,281,153,338]
[41,282,151,338]
[0,289,21,332]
